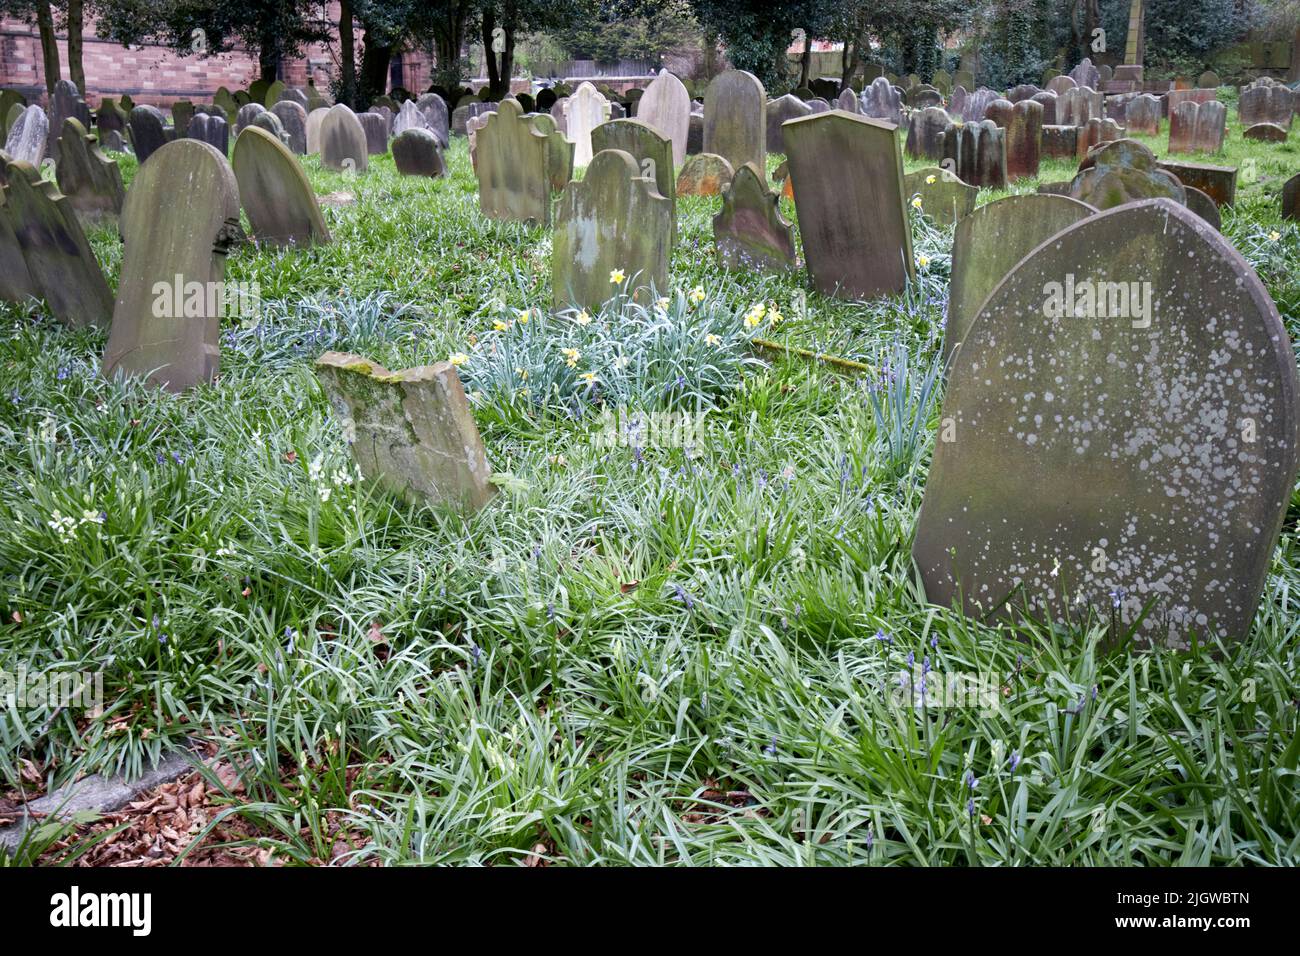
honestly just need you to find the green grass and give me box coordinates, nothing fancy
[1,103,1298,865]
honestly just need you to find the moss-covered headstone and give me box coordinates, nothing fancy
[54,117,124,226]
[392,128,445,178]
[590,118,675,239]
[712,162,795,274]
[703,70,765,173]
[675,152,733,196]
[320,104,368,173]
[476,99,571,226]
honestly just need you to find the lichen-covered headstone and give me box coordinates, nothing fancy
[476,99,571,226]
[783,110,913,300]
[320,104,368,173]
[250,109,289,148]
[902,165,977,227]
[171,101,195,138]
[675,152,733,196]
[0,176,38,303]
[992,98,1042,180]
[552,148,672,311]
[392,128,445,178]
[392,100,428,138]
[904,106,952,162]
[567,82,611,167]
[232,125,330,247]
[712,161,795,274]
[1066,139,1184,209]
[1,158,113,328]
[54,117,124,225]
[129,105,168,164]
[916,199,1300,645]
[765,94,812,154]
[103,140,241,392]
[703,70,765,174]
[638,71,690,166]
[1030,90,1058,125]
[1168,100,1226,154]
[945,193,1096,360]
[5,105,47,165]
[315,352,496,512]
[234,102,266,137]
[187,113,229,155]
[590,118,675,239]
[271,101,308,154]
[940,119,1007,189]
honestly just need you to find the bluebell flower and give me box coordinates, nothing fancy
[1009,749,1021,771]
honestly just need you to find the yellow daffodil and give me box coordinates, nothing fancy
[516,308,530,324]
[769,308,784,325]
[449,352,469,366]
[1268,231,1281,241]
[656,296,670,310]
[493,319,509,331]
[575,310,592,326]
[911,196,923,209]
[925,174,937,185]
[917,255,930,269]
[705,333,721,346]
[562,347,581,368]
[609,269,625,284]
[613,354,629,369]
[579,372,599,384]
[689,285,705,303]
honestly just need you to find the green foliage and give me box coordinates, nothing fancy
[549,0,700,65]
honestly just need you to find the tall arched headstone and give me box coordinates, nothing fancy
[128,105,168,164]
[476,99,572,227]
[232,126,330,247]
[320,104,368,173]
[590,118,675,240]
[703,70,765,174]
[637,71,690,166]
[566,82,611,167]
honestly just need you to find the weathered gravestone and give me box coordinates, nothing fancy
[861,77,903,125]
[945,193,1096,360]
[232,125,330,247]
[547,97,568,135]
[567,82,611,167]
[54,117,124,225]
[783,111,913,300]
[1283,173,1299,221]
[392,100,428,137]
[1198,71,1221,89]
[476,99,572,226]
[235,102,266,136]
[637,71,690,166]
[1030,90,1058,125]
[1169,100,1226,153]
[305,107,329,155]
[278,87,309,109]
[712,161,795,274]
[1046,74,1077,96]
[903,166,977,227]
[1183,185,1222,229]
[985,98,1043,179]
[1007,84,1040,103]
[956,87,1000,123]
[315,352,496,512]
[1239,84,1294,128]
[703,70,765,174]
[4,105,47,165]
[0,181,38,303]
[271,101,309,154]
[552,148,672,311]
[675,152,733,196]
[905,106,952,162]
[1067,139,1185,209]
[1041,124,1077,159]
[1058,85,1103,127]
[1243,122,1288,142]
[941,120,1007,189]
[187,113,229,155]
[908,86,944,110]
[466,112,489,170]
[357,112,388,155]
[1069,57,1101,90]
[590,118,675,238]
[835,88,860,113]
[102,140,241,392]
[1156,158,1236,206]
[1076,117,1125,158]
[171,101,195,138]
[687,112,703,154]
[250,110,289,147]
[766,95,812,154]
[915,199,1300,645]
[129,105,168,164]
[46,80,91,163]
[392,128,446,178]
[1124,93,1161,134]
[320,104,368,173]
[416,93,450,146]
[0,159,113,328]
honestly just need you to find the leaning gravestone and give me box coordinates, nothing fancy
[4,105,47,165]
[712,161,796,274]
[54,117,124,225]
[305,107,329,155]
[944,192,1096,360]
[915,199,1300,645]
[903,166,977,227]
[862,77,903,125]
[357,112,389,155]
[941,120,1007,189]
[675,152,733,196]
[187,113,229,155]
[476,99,572,226]
[416,93,449,146]
[392,100,428,137]
[0,182,38,303]
[271,101,309,154]
[102,140,241,392]
[905,106,952,162]
[1,159,113,328]
[315,352,496,512]
[320,104,368,173]
[783,111,913,300]
[567,82,611,167]
[128,105,168,164]
[590,118,675,238]
[552,149,672,311]
[1169,100,1226,154]
[637,71,690,166]
[704,70,765,174]
[232,125,330,247]
[766,94,812,154]
[392,128,445,178]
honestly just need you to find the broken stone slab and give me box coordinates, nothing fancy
[315,351,496,512]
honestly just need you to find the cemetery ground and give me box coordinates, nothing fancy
[2,111,1299,867]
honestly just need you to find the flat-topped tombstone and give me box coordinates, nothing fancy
[637,71,690,167]
[903,165,977,227]
[315,352,495,512]
[392,128,445,178]
[862,77,902,125]
[476,99,571,226]
[320,104,368,173]
[232,125,330,247]
[305,107,329,155]
[1156,158,1236,206]
[712,161,795,274]
[590,118,675,236]
[766,94,812,154]
[187,113,229,154]
[103,140,241,392]
[54,117,124,225]
[552,148,672,311]
[129,105,168,163]
[1169,100,1226,153]
[567,82,610,167]
[916,199,1300,645]
[271,101,308,154]
[1125,93,1161,134]
[357,112,388,155]
[675,152,733,196]
[783,111,913,300]
[4,105,47,165]
[703,70,765,174]
[1,159,113,327]
[905,106,952,161]
[945,193,1096,360]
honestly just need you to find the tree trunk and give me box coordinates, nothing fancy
[798,30,812,88]
[339,0,357,106]
[361,36,394,99]
[482,9,499,93]
[259,41,280,83]
[840,37,860,92]
[35,0,60,93]
[67,0,85,94]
